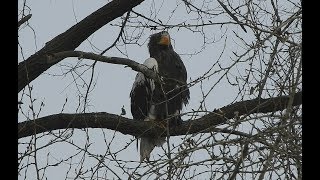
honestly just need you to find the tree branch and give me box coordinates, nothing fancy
[18,0,145,93]
[47,51,158,81]
[217,0,247,33]
[18,14,32,28]
[18,91,302,139]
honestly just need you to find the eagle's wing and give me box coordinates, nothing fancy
[130,58,163,162]
[130,58,158,121]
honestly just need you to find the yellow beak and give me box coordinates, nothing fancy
[158,34,170,46]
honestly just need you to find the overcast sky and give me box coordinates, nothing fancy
[17,0,281,179]
[18,0,243,119]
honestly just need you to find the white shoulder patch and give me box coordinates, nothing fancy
[143,58,158,92]
[143,58,158,72]
[131,58,158,91]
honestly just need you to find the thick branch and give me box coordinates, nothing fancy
[18,0,145,93]
[18,91,302,139]
[48,51,158,80]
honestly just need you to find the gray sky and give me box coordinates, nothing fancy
[18,0,297,179]
[18,0,240,120]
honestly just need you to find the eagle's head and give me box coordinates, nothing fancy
[148,31,173,55]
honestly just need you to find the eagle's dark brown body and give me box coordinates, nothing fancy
[130,31,189,161]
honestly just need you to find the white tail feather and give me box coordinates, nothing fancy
[140,137,165,162]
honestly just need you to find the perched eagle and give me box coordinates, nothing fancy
[130,31,190,161]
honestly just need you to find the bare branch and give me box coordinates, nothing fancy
[18,91,302,138]
[217,0,247,33]
[18,14,32,28]
[228,143,249,180]
[18,0,302,178]
[18,0,145,93]
[48,50,158,81]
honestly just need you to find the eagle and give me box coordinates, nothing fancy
[130,31,190,161]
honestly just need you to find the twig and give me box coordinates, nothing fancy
[217,0,247,33]
[18,14,32,28]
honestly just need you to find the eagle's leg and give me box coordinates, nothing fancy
[144,104,157,122]
[170,110,183,126]
[144,117,155,122]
